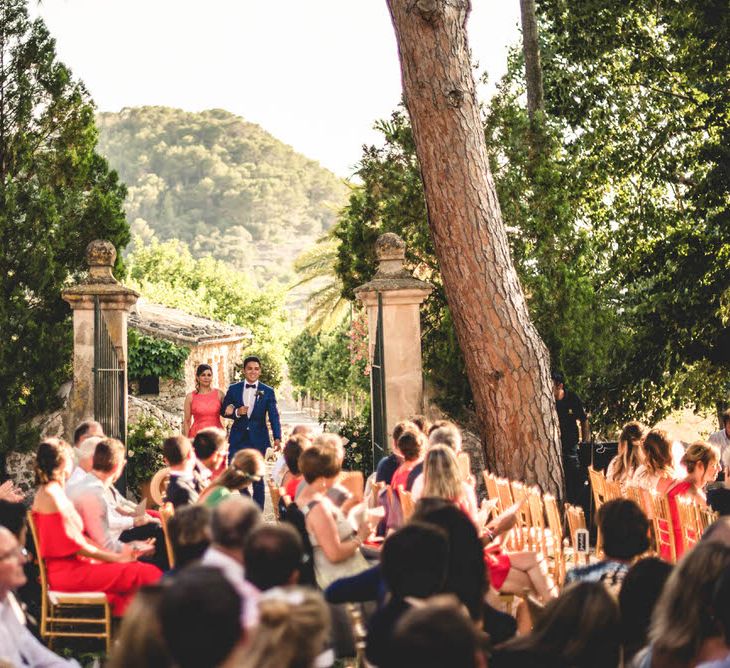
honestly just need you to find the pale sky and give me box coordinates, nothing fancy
[34,1,521,178]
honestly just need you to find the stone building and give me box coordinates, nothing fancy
[128,299,252,415]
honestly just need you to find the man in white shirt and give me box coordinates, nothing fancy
[66,435,103,488]
[0,526,79,667]
[710,409,730,470]
[200,495,262,630]
[67,438,161,565]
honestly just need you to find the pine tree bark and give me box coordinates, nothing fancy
[386,0,563,494]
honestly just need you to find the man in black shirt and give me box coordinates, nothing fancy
[552,371,589,505]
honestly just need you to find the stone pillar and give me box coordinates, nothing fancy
[62,241,139,436]
[355,233,433,440]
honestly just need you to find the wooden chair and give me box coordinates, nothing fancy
[369,480,386,509]
[149,466,171,506]
[649,491,676,563]
[398,485,415,522]
[267,477,282,521]
[27,512,112,652]
[697,503,719,534]
[676,495,701,555]
[604,478,622,501]
[588,466,608,511]
[483,472,502,511]
[345,603,369,668]
[526,485,548,554]
[159,502,176,568]
[543,494,566,584]
[339,471,365,501]
[565,503,590,566]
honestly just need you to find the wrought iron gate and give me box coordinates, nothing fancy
[370,293,388,468]
[93,297,127,487]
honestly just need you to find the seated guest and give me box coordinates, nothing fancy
[606,421,646,489]
[667,441,720,559]
[421,445,478,521]
[192,427,228,483]
[160,566,243,668]
[30,438,161,616]
[633,428,676,492]
[636,542,730,668]
[0,525,80,667]
[365,523,450,667]
[168,505,211,569]
[66,438,165,569]
[384,601,488,668]
[272,425,315,486]
[236,587,331,668]
[107,585,173,668]
[374,421,413,486]
[281,434,310,500]
[390,427,425,494]
[491,582,620,668]
[200,496,262,629]
[244,524,305,590]
[709,408,730,469]
[67,434,103,487]
[296,439,370,588]
[163,435,204,508]
[565,498,650,593]
[199,449,265,508]
[409,422,463,494]
[619,558,673,665]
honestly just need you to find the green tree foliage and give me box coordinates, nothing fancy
[127,331,189,381]
[0,0,129,452]
[126,238,289,387]
[333,0,729,430]
[96,106,349,280]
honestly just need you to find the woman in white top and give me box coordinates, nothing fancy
[297,436,370,588]
[632,428,676,493]
[606,421,646,489]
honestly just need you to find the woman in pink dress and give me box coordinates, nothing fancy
[31,438,161,616]
[183,364,224,438]
[666,441,720,560]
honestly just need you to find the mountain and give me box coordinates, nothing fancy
[96,106,349,282]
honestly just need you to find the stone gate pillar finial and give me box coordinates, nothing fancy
[85,239,119,284]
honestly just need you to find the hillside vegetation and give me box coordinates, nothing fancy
[96,106,349,280]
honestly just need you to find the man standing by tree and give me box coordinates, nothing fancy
[552,372,589,504]
[221,356,281,509]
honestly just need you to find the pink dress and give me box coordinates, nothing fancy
[189,390,223,437]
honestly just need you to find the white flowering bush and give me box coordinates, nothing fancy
[125,415,166,499]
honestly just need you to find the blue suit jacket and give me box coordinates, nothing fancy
[221,381,281,453]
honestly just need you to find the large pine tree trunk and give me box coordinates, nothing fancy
[386,0,563,494]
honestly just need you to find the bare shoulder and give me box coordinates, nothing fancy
[32,486,61,513]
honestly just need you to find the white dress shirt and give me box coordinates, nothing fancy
[200,546,260,630]
[242,380,259,418]
[0,593,79,667]
[66,466,87,488]
[66,472,125,551]
[710,428,730,468]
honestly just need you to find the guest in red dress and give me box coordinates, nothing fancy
[31,438,161,616]
[183,364,224,439]
[390,428,425,493]
[666,441,720,559]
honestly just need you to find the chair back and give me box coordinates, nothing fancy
[370,480,386,509]
[697,504,719,534]
[149,467,171,506]
[159,503,176,568]
[649,491,677,563]
[588,466,608,510]
[26,512,50,603]
[494,477,514,514]
[604,478,622,501]
[676,495,701,554]
[565,503,589,565]
[483,472,501,510]
[267,477,282,521]
[398,485,415,522]
[339,471,365,501]
[543,494,566,583]
[543,494,563,540]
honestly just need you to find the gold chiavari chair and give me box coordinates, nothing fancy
[565,503,590,566]
[696,503,719,534]
[509,481,533,549]
[483,471,502,512]
[526,485,548,554]
[649,491,677,563]
[604,478,623,501]
[543,494,566,585]
[398,485,416,522]
[676,495,702,555]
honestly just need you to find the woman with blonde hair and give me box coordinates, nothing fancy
[666,441,720,559]
[198,449,265,508]
[422,445,478,521]
[636,541,730,668]
[236,587,330,668]
[606,421,646,488]
[633,429,677,493]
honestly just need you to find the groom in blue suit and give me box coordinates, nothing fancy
[221,355,281,509]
